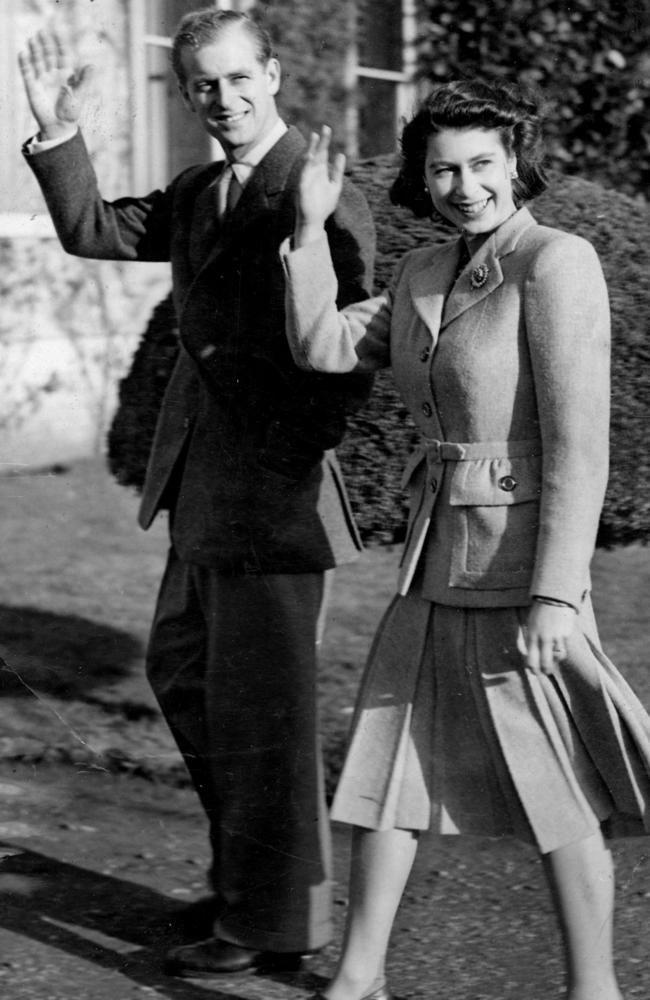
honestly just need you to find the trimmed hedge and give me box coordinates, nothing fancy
[107,159,650,548]
[416,0,650,200]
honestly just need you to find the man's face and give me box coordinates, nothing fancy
[179,24,281,159]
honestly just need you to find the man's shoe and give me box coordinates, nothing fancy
[164,937,303,977]
[170,895,223,940]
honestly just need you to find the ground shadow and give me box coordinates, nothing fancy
[0,605,142,699]
[0,842,321,998]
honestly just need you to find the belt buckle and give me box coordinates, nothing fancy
[439,441,466,461]
[426,438,443,464]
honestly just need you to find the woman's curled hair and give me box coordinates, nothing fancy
[391,79,548,219]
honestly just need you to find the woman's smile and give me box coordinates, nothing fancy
[453,197,491,217]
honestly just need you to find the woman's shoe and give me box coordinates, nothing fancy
[310,987,393,1000]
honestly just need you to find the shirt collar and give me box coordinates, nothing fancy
[227,119,288,185]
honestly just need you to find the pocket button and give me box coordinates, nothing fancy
[498,475,517,492]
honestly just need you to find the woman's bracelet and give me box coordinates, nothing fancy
[531,594,578,613]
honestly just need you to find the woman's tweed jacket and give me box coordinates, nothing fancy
[282,207,610,609]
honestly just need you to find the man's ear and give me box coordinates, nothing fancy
[266,57,281,96]
[178,83,195,113]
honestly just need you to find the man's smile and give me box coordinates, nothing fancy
[214,110,247,124]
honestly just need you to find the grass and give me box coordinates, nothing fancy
[1,458,649,796]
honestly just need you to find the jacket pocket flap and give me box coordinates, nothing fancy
[449,455,542,506]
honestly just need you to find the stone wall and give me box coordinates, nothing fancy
[2,0,170,471]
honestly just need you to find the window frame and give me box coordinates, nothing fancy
[347,0,418,158]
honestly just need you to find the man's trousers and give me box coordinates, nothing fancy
[146,548,333,952]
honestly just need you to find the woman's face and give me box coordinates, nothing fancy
[424,127,517,235]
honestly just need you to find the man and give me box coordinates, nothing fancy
[19,9,374,978]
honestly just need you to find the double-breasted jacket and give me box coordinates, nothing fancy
[26,127,376,572]
[282,207,611,608]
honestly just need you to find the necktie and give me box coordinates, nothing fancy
[226,172,242,215]
[217,164,243,219]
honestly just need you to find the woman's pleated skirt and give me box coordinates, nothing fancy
[330,593,650,854]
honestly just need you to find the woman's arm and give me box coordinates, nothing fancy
[524,233,611,673]
[281,128,393,374]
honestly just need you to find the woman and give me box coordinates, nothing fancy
[281,81,650,1000]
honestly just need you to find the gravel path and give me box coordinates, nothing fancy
[2,762,650,1000]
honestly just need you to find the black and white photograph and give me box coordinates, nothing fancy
[1,2,650,998]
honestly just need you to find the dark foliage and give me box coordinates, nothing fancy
[416,0,650,199]
[106,295,179,492]
[255,0,351,146]
[256,0,650,200]
[107,157,650,549]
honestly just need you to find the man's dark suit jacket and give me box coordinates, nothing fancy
[26,126,376,572]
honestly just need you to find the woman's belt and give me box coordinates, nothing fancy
[401,437,543,488]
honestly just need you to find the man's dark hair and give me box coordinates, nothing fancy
[171,8,274,84]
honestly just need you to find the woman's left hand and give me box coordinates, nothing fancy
[524,601,577,675]
[295,126,346,247]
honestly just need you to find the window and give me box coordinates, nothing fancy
[356,0,417,157]
[130,0,217,193]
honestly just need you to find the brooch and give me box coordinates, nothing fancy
[470,264,490,289]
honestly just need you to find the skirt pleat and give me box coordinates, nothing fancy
[330,593,650,853]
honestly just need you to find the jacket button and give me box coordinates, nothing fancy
[419,346,431,362]
[182,417,191,430]
[421,402,432,417]
[498,475,517,492]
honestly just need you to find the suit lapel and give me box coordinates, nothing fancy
[408,241,459,347]
[440,207,537,329]
[441,242,504,329]
[232,125,306,211]
[192,126,306,279]
[188,163,225,269]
